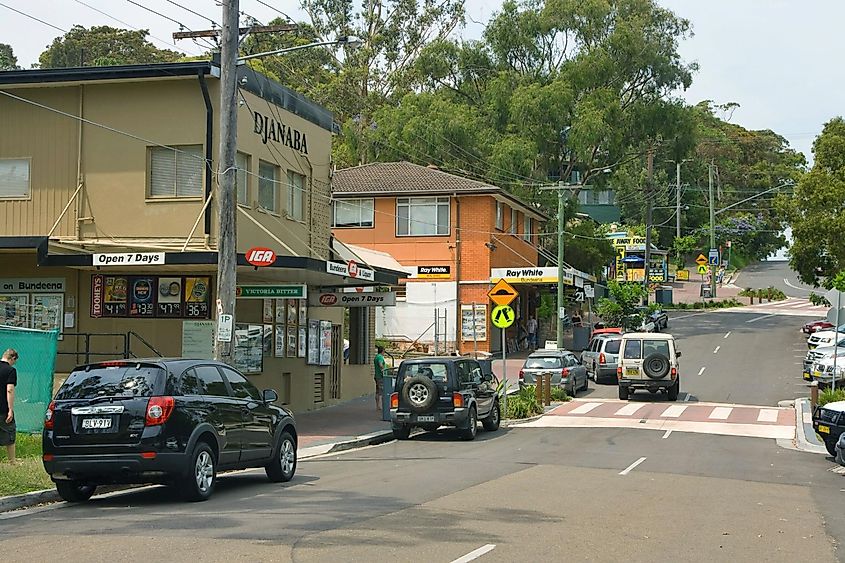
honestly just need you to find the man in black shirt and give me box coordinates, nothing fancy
[0,348,19,463]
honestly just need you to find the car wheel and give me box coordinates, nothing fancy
[482,399,500,431]
[667,381,679,401]
[55,480,96,503]
[393,425,411,440]
[825,439,838,458]
[265,431,297,483]
[618,386,629,400]
[179,442,216,502]
[580,373,589,391]
[460,406,478,441]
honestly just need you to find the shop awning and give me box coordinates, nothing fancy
[331,238,412,277]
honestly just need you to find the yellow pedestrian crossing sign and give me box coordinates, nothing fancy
[491,305,515,329]
[697,264,708,275]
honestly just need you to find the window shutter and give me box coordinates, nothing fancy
[150,148,176,197]
[0,159,30,198]
[175,146,204,197]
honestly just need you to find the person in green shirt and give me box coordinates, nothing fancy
[374,346,386,411]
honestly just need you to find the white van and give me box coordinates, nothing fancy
[617,332,681,401]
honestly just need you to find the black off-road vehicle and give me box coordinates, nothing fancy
[390,357,501,441]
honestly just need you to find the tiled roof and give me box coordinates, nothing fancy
[333,161,497,194]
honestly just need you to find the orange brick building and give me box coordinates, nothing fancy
[331,162,549,354]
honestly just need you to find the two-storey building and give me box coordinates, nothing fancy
[0,61,402,411]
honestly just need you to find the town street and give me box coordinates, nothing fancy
[3,284,844,562]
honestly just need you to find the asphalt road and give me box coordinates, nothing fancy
[736,260,816,298]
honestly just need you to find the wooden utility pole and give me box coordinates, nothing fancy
[214,0,240,362]
[642,149,655,305]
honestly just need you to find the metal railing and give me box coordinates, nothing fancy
[58,331,163,365]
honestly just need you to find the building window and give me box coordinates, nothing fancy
[396,197,450,236]
[236,152,250,205]
[495,202,504,230]
[258,160,279,212]
[0,158,30,199]
[524,216,533,242]
[333,199,374,228]
[510,208,518,234]
[149,145,204,198]
[286,170,306,221]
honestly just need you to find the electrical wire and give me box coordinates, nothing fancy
[0,2,67,33]
[164,0,220,28]
[123,0,218,50]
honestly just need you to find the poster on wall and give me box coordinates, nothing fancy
[263,324,273,356]
[298,299,307,325]
[286,325,297,358]
[319,320,332,366]
[31,294,64,333]
[307,319,320,365]
[184,277,210,319]
[157,277,183,317]
[181,320,214,359]
[461,304,487,342]
[103,276,128,317]
[274,299,285,323]
[0,294,29,327]
[286,299,297,325]
[128,277,156,317]
[262,299,274,323]
[298,326,306,358]
[274,325,285,357]
[233,323,263,374]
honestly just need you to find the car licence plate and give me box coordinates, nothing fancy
[803,372,812,380]
[417,415,435,423]
[625,368,639,376]
[819,424,830,434]
[814,371,822,378]
[81,417,112,429]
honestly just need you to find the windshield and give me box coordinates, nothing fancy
[56,365,164,399]
[399,362,448,384]
[525,356,562,369]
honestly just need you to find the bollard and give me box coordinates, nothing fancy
[535,377,542,405]
[545,373,552,406]
[811,381,819,410]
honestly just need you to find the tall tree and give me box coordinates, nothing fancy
[0,43,19,70]
[784,117,845,286]
[38,26,182,68]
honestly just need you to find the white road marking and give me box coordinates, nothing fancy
[670,312,712,320]
[518,417,796,440]
[757,409,779,422]
[709,407,733,420]
[614,403,646,416]
[569,402,602,414]
[772,300,795,308]
[790,301,811,309]
[661,405,687,418]
[747,314,775,323]
[451,544,497,563]
[713,346,721,354]
[724,331,732,339]
[784,278,812,292]
[619,456,648,475]
[698,367,706,376]
[662,429,673,439]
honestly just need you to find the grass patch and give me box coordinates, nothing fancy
[505,385,570,419]
[0,433,53,496]
[819,388,845,407]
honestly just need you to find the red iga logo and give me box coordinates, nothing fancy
[319,294,338,305]
[348,260,359,278]
[246,247,276,267]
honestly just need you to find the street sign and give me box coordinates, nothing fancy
[708,249,719,266]
[216,314,233,342]
[825,288,845,307]
[488,279,518,307]
[574,289,585,302]
[697,264,708,275]
[491,305,515,329]
[695,254,708,265]
[584,284,595,299]
[827,307,845,324]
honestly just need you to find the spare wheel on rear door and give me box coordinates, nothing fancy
[643,353,670,379]
[402,375,438,413]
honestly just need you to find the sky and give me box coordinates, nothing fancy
[2,0,844,163]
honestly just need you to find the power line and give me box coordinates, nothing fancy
[164,0,220,28]
[0,2,67,33]
[123,0,218,49]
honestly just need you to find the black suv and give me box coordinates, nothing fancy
[43,358,297,503]
[390,357,501,441]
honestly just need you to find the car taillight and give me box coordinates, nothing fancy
[453,393,464,408]
[145,396,175,426]
[599,352,606,365]
[561,368,570,377]
[518,370,524,381]
[617,366,622,380]
[390,392,399,409]
[44,401,56,430]
[42,454,54,462]
[671,367,677,379]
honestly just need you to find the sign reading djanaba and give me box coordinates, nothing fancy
[236,285,307,299]
[488,279,518,307]
[491,305,515,329]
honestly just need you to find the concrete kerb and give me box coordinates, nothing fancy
[778,398,828,455]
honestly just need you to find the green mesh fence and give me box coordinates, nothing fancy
[0,327,58,434]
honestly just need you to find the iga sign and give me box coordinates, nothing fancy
[326,260,375,281]
[245,247,276,267]
[309,291,396,307]
[93,252,165,266]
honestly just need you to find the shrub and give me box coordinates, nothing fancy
[819,388,845,407]
[550,386,570,402]
[506,390,543,419]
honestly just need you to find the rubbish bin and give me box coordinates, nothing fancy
[572,326,591,351]
[381,368,396,422]
[655,287,673,305]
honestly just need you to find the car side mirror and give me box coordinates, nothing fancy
[676,351,682,358]
[482,373,493,382]
[262,389,279,404]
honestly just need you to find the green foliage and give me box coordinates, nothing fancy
[665,298,741,310]
[537,293,555,321]
[595,281,646,329]
[0,43,19,70]
[38,26,183,68]
[672,235,698,268]
[819,388,845,407]
[0,434,52,496]
[506,387,544,419]
[550,386,571,402]
[808,292,832,307]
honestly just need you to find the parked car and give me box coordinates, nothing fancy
[590,327,624,339]
[803,319,834,336]
[808,324,845,349]
[519,349,588,397]
[636,306,669,331]
[813,401,845,457]
[617,332,681,401]
[390,357,500,441]
[835,432,845,466]
[43,359,296,503]
[581,334,623,384]
[803,343,845,375]
[807,356,845,387]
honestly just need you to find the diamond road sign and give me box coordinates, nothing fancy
[236,285,307,299]
[695,253,708,265]
[488,279,518,307]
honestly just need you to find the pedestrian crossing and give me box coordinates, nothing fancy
[722,298,828,317]
[515,399,796,440]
